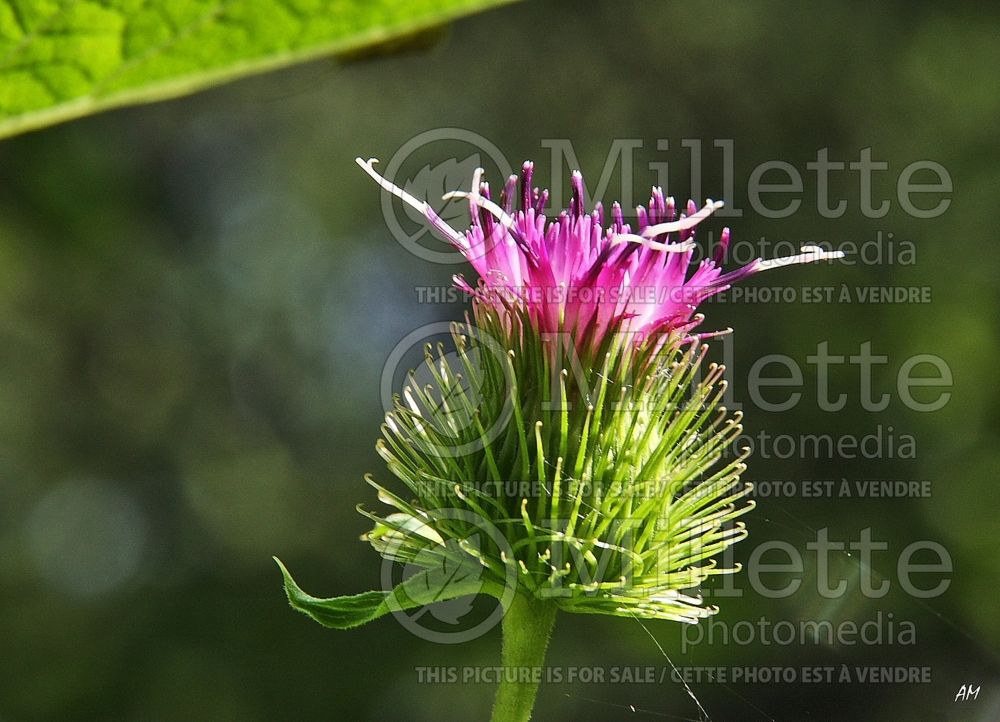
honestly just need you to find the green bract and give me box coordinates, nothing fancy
[279,301,753,626]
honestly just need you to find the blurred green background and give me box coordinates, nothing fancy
[1,1,998,720]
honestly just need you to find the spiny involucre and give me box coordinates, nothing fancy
[349,158,843,623]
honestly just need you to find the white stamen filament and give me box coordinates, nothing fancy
[356,157,429,215]
[468,167,484,215]
[757,245,846,271]
[641,199,725,238]
[354,157,466,245]
[442,187,518,232]
[612,234,696,253]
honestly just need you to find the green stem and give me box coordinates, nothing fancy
[489,594,558,722]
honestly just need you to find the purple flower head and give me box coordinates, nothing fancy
[358,157,842,352]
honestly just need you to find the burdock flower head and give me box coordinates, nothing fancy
[364,158,840,355]
[277,156,842,722]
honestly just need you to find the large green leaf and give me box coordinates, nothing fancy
[0,0,514,140]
